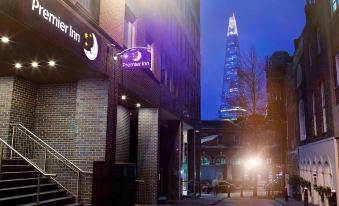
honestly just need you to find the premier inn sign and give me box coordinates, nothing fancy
[31,0,81,43]
[30,0,99,61]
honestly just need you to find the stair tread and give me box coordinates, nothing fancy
[17,196,74,206]
[1,171,38,174]
[0,183,57,192]
[0,189,65,201]
[2,165,33,167]
[0,177,49,183]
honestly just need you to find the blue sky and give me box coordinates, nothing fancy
[201,0,306,120]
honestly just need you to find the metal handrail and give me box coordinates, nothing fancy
[10,123,92,175]
[10,123,93,203]
[0,138,56,205]
[0,138,56,177]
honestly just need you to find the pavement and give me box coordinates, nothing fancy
[175,194,225,206]
[275,198,316,206]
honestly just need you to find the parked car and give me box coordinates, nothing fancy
[201,181,213,193]
[217,181,234,193]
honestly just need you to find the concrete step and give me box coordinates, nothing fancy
[1,165,35,172]
[0,177,50,188]
[0,189,67,205]
[18,196,75,206]
[0,183,58,198]
[0,171,40,179]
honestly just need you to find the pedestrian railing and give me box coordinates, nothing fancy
[0,137,56,205]
[9,123,92,204]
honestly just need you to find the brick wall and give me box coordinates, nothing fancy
[137,108,159,205]
[116,105,130,163]
[10,78,36,130]
[34,83,77,158]
[0,77,14,143]
[74,78,108,166]
[99,0,125,47]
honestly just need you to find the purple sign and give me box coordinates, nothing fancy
[121,48,151,69]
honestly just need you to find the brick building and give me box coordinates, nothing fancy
[0,0,200,205]
[199,119,278,188]
[280,0,339,205]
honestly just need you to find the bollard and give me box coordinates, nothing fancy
[304,188,309,206]
[240,186,243,198]
[284,187,289,201]
[329,190,337,206]
[227,185,231,198]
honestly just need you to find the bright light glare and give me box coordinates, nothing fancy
[1,36,9,43]
[48,60,56,67]
[136,103,141,108]
[14,63,22,69]
[31,61,38,68]
[247,157,261,169]
[121,95,127,100]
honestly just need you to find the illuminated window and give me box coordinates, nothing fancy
[299,100,306,141]
[201,156,211,166]
[124,18,136,48]
[332,0,338,13]
[336,53,339,86]
[215,156,226,165]
[312,93,317,136]
[147,43,155,72]
[321,82,327,133]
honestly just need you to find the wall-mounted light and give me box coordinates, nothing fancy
[31,61,39,68]
[48,60,56,67]
[14,63,22,69]
[1,36,9,44]
[136,103,141,108]
[121,95,127,100]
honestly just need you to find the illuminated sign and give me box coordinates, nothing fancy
[121,48,151,69]
[30,0,99,61]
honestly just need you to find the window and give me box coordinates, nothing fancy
[217,136,224,145]
[321,82,327,133]
[299,100,307,141]
[332,0,338,13]
[297,64,303,87]
[77,0,100,20]
[215,156,226,165]
[312,93,317,136]
[147,43,155,72]
[309,45,313,67]
[201,155,211,166]
[336,53,339,86]
[317,28,321,55]
[124,18,136,48]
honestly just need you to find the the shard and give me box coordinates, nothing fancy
[219,14,246,120]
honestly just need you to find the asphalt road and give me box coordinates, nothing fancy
[217,198,282,206]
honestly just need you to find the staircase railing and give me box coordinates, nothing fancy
[0,137,56,205]
[9,123,92,204]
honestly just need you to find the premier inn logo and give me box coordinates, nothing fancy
[31,0,99,61]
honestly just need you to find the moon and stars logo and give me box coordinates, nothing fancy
[131,50,142,62]
[83,32,98,61]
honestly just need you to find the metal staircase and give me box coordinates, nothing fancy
[0,124,91,205]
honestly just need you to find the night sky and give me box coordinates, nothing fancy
[201,0,306,120]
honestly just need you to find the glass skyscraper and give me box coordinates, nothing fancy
[219,14,246,120]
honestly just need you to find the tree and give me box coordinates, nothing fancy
[238,47,266,116]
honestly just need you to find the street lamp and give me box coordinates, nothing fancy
[246,157,262,198]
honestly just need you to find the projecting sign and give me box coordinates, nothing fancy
[121,48,151,69]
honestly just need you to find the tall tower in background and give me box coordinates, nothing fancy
[219,14,245,120]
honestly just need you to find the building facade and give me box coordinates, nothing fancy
[219,14,245,120]
[283,0,339,205]
[0,0,200,205]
